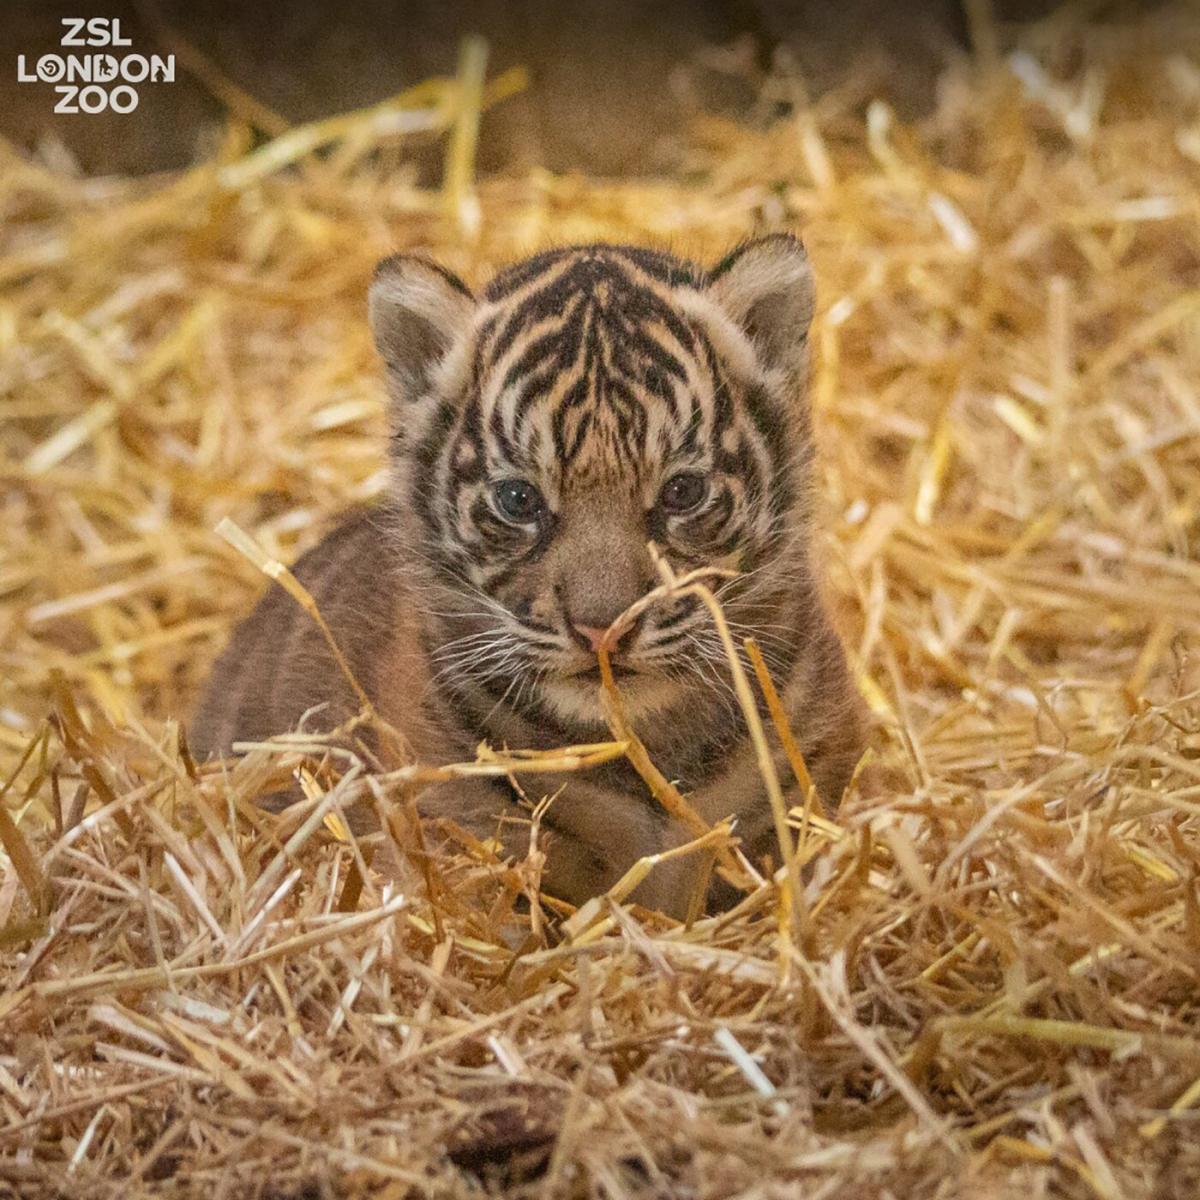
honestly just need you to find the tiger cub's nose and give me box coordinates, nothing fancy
[570,620,635,653]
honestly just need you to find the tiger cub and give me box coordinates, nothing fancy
[191,236,866,916]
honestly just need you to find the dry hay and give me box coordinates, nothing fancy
[3,6,1200,1198]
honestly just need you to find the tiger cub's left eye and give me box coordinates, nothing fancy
[659,472,709,515]
[492,478,545,524]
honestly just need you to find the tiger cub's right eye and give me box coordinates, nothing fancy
[492,478,545,524]
[659,472,709,516]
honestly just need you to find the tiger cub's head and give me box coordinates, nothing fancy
[370,238,818,727]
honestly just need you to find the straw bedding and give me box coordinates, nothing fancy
[3,7,1200,1198]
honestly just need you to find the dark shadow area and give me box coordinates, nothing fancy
[0,0,1100,177]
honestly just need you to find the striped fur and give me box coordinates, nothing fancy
[192,238,866,917]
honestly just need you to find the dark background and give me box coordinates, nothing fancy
[0,0,1151,177]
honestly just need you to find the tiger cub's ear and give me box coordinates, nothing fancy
[368,255,475,404]
[706,234,815,385]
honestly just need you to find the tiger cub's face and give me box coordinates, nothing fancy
[369,238,817,725]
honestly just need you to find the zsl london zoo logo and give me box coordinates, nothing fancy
[16,17,175,114]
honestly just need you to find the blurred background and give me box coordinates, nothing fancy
[2,0,1090,178]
